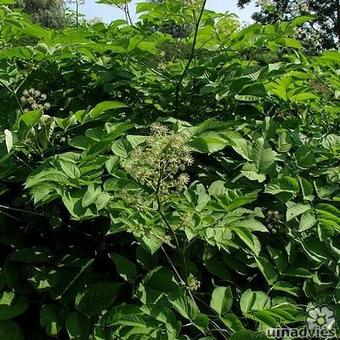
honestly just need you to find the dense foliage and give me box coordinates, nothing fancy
[0,0,339,339]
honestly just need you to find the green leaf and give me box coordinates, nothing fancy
[272,281,300,297]
[233,218,268,233]
[25,169,69,189]
[62,189,98,220]
[0,292,15,306]
[140,234,164,255]
[286,202,311,221]
[168,292,199,321]
[110,253,137,282]
[298,176,314,201]
[277,37,302,49]
[265,176,299,196]
[235,94,260,102]
[277,131,292,152]
[0,321,24,340]
[252,138,276,173]
[59,159,81,179]
[66,312,90,340]
[319,50,340,63]
[290,92,318,102]
[81,185,102,208]
[190,132,230,153]
[240,290,270,315]
[316,204,340,231]
[210,286,233,316]
[126,135,147,148]
[0,0,16,5]
[75,282,120,316]
[111,139,129,158]
[241,163,266,183]
[295,146,315,168]
[137,267,179,304]
[18,110,42,130]
[89,101,128,118]
[299,237,332,262]
[95,192,112,210]
[205,257,231,281]
[208,180,226,196]
[69,135,96,150]
[233,227,261,255]
[255,257,278,284]
[291,16,315,27]
[139,304,180,337]
[231,138,253,160]
[4,130,16,153]
[268,247,287,272]
[191,129,246,154]
[40,304,65,337]
[220,313,245,332]
[28,266,59,291]
[299,210,317,231]
[10,247,51,263]
[0,294,28,321]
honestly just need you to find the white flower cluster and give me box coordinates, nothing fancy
[21,88,51,112]
[123,123,194,203]
[299,0,309,13]
[259,0,274,8]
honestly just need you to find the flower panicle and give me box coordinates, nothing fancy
[121,123,194,204]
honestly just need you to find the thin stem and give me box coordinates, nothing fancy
[60,259,94,298]
[0,204,45,217]
[155,163,179,248]
[0,80,24,114]
[174,0,207,114]
[124,0,133,25]
[134,57,173,81]
[75,0,79,27]
[14,155,34,171]
[157,194,179,248]
[194,295,229,339]
[161,246,186,285]
[0,210,23,222]
[150,230,176,249]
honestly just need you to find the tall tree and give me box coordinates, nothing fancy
[238,0,339,53]
[67,0,85,27]
[18,0,66,28]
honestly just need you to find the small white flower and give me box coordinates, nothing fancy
[306,306,335,330]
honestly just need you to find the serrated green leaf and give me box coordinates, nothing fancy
[75,282,120,316]
[89,101,128,118]
[286,202,311,221]
[210,286,233,316]
[110,253,137,282]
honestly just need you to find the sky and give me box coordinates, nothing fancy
[72,0,257,24]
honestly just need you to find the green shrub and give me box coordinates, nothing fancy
[0,0,339,338]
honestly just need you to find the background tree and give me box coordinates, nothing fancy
[18,0,66,28]
[238,0,340,53]
[67,0,86,27]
